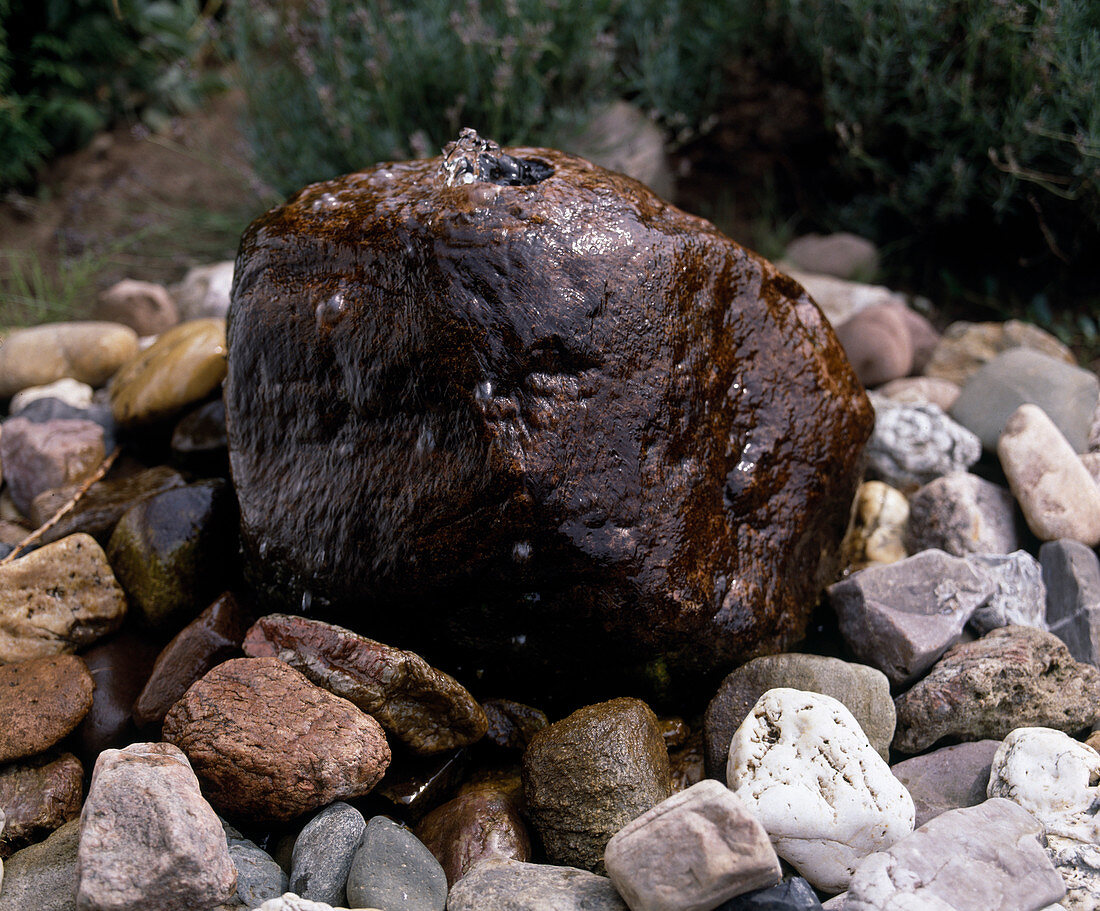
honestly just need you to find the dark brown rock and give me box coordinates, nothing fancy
[414,783,532,886]
[522,696,671,873]
[893,625,1100,753]
[374,748,468,821]
[170,399,228,475]
[657,717,690,750]
[669,732,706,794]
[482,698,549,751]
[133,592,250,726]
[243,613,487,754]
[77,632,159,763]
[161,656,391,823]
[0,752,83,857]
[0,655,94,763]
[30,466,186,545]
[225,135,873,702]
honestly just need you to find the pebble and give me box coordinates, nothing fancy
[345,816,447,911]
[0,416,105,515]
[951,347,1099,453]
[988,727,1100,911]
[170,397,228,473]
[106,479,234,632]
[162,656,391,823]
[169,260,234,320]
[255,897,359,911]
[77,631,159,762]
[827,549,994,686]
[784,233,879,281]
[833,303,914,387]
[876,376,961,411]
[889,740,1001,827]
[839,481,908,572]
[782,269,908,326]
[864,398,981,493]
[1041,539,1100,665]
[414,782,531,886]
[8,396,116,451]
[9,378,93,414]
[446,856,628,911]
[243,613,488,755]
[133,591,249,726]
[31,464,185,546]
[290,802,366,907]
[892,625,1100,753]
[0,321,138,398]
[0,532,127,663]
[998,404,1100,546]
[76,742,237,911]
[0,752,83,856]
[904,472,1021,557]
[726,689,914,893]
[603,779,781,911]
[717,877,824,910]
[967,550,1047,633]
[0,655,94,763]
[842,798,1066,911]
[704,653,895,777]
[482,698,549,751]
[924,318,1076,386]
[224,823,289,908]
[0,817,80,911]
[93,279,179,337]
[522,696,671,873]
[108,317,227,427]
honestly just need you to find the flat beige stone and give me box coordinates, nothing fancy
[998,404,1100,547]
[0,322,138,397]
[109,318,227,427]
[0,533,127,663]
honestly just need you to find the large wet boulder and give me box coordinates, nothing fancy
[225,132,872,699]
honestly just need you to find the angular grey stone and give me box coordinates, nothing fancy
[904,472,1021,557]
[844,799,1066,911]
[0,817,80,911]
[890,740,1001,828]
[76,742,237,911]
[446,857,628,911]
[1041,540,1100,666]
[345,816,446,911]
[865,397,981,493]
[827,550,994,686]
[224,826,288,909]
[290,802,366,907]
[704,653,895,777]
[967,551,1047,634]
[716,877,824,910]
[951,348,1100,454]
[603,779,781,911]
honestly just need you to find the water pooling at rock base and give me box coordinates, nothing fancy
[224,131,873,704]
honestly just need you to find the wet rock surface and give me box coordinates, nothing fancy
[0,655,94,763]
[345,816,447,911]
[0,322,138,399]
[893,625,1100,753]
[161,656,391,823]
[226,142,872,699]
[76,632,159,762]
[0,752,83,856]
[0,416,106,515]
[522,696,671,873]
[289,802,366,907]
[243,613,487,755]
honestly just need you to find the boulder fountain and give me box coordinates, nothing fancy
[224,130,872,703]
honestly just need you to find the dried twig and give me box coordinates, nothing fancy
[0,446,121,565]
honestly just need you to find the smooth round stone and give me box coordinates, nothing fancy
[170,398,228,473]
[998,404,1100,547]
[782,268,908,326]
[0,417,105,515]
[0,817,80,911]
[170,261,234,321]
[106,479,235,632]
[834,303,914,387]
[77,632,160,763]
[290,802,367,907]
[0,322,138,398]
[109,317,226,427]
[785,233,879,281]
[7,396,116,451]
[522,697,671,873]
[717,876,824,910]
[839,480,908,572]
[346,817,447,911]
[0,752,83,857]
[877,376,961,411]
[224,826,289,908]
[93,279,179,337]
[9,379,93,414]
[0,655,94,763]
[924,319,1075,386]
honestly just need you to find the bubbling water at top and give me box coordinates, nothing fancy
[440,128,553,188]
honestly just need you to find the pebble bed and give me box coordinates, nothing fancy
[0,237,1099,911]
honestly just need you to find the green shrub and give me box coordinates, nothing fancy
[227,0,731,196]
[0,0,220,189]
